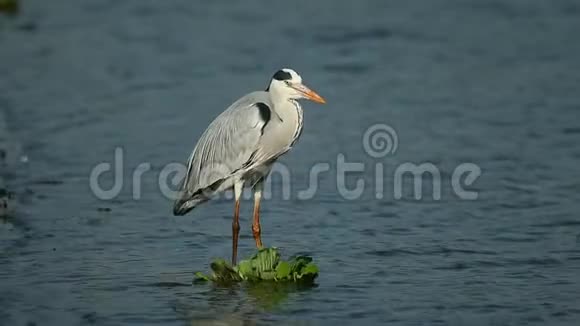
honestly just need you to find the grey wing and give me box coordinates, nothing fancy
[173,92,270,215]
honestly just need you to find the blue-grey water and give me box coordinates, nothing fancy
[1,0,580,325]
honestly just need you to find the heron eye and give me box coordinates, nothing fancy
[284,81,291,86]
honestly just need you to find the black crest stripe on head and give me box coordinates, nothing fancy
[255,102,271,135]
[272,70,292,81]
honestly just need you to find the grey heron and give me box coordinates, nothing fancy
[173,68,325,265]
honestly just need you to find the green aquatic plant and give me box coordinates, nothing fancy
[0,0,19,15]
[194,248,319,285]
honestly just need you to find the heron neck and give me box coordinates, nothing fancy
[269,95,300,120]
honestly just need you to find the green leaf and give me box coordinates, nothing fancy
[275,261,291,280]
[236,259,253,279]
[193,271,211,282]
[210,258,241,283]
[252,248,280,273]
[301,262,319,276]
[259,271,277,280]
[288,256,311,274]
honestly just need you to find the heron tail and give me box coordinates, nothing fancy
[172,178,226,215]
[172,193,208,216]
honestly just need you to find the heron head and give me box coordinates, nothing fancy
[267,68,326,104]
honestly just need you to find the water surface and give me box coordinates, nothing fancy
[1,0,580,325]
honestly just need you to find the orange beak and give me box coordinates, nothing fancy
[292,83,326,104]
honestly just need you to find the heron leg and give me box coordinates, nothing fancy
[232,181,243,265]
[252,180,264,249]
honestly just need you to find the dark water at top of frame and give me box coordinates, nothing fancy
[1,0,580,325]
